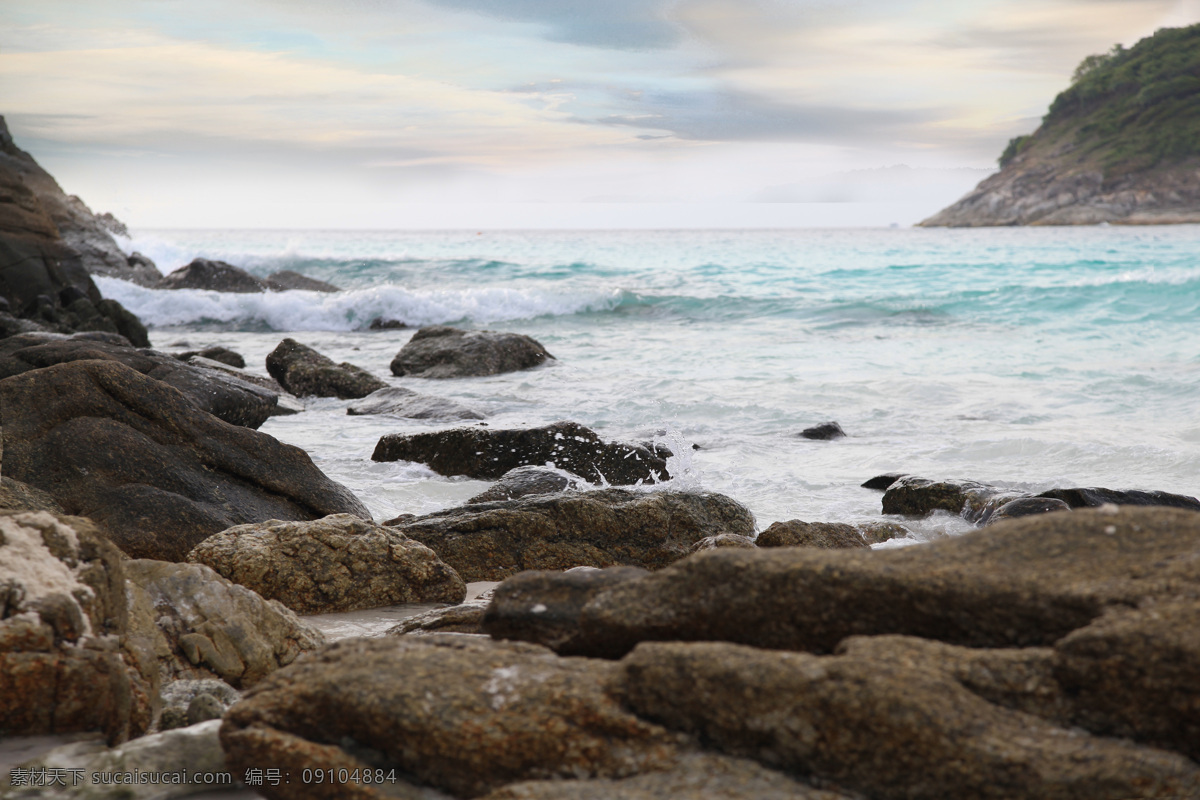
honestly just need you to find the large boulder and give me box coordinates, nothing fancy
[266,337,387,399]
[390,325,553,378]
[187,515,466,614]
[0,359,370,561]
[124,558,326,688]
[389,488,756,582]
[157,258,266,293]
[347,385,485,420]
[373,420,670,484]
[0,511,155,744]
[0,333,277,429]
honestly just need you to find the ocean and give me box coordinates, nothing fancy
[95,225,1200,545]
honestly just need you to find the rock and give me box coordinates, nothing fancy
[565,506,1200,659]
[985,496,1072,524]
[1037,486,1200,512]
[619,640,1200,800]
[798,421,845,440]
[183,355,303,417]
[188,515,466,614]
[158,678,241,731]
[265,337,387,399]
[856,520,910,544]
[264,269,340,292]
[756,520,867,549]
[0,476,64,513]
[881,475,1024,523]
[1,360,369,560]
[0,511,154,744]
[390,325,554,379]
[124,559,326,688]
[689,533,757,552]
[467,466,581,504]
[157,258,267,293]
[0,333,277,429]
[481,567,650,654]
[861,472,905,490]
[369,316,408,329]
[95,298,150,347]
[373,420,670,484]
[95,211,129,238]
[347,385,485,421]
[391,488,755,582]
[173,345,245,369]
[125,251,163,286]
[387,588,496,636]
[220,636,686,799]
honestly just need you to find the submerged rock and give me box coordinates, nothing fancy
[798,421,845,440]
[264,269,340,292]
[390,325,554,378]
[347,385,485,420]
[756,520,867,549]
[188,515,466,614]
[157,258,267,293]
[390,488,755,582]
[467,465,582,504]
[266,337,387,399]
[373,420,670,484]
[0,360,370,561]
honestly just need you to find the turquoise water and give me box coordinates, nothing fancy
[98,226,1200,539]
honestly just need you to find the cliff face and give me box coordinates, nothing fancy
[923,24,1200,227]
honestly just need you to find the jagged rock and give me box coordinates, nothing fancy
[0,511,154,744]
[124,559,326,688]
[467,466,581,504]
[0,334,276,428]
[1037,486,1200,511]
[347,385,485,421]
[387,588,496,637]
[0,360,369,560]
[220,636,687,799]
[798,421,845,440]
[173,345,245,369]
[157,258,266,293]
[985,496,1072,524]
[881,475,1024,523]
[188,515,466,614]
[390,325,554,378]
[756,520,867,549]
[482,567,650,654]
[390,488,755,582]
[689,533,757,552]
[266,337,387,399]
[373,421,670,484]
[264,269,340,292]
[0,476,64,513]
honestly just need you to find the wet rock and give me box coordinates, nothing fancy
[482,567,650,654]
[856,521,910,544]
[188,515,466,614]
[985,496,1072,524]
[369,316,408,329]
[619,640,1200,800]
[220,636,686,799]
[264,269,340,292]
[0,511,154,744]
[798,421,845,440]
[173,345,245,369]
[0,360,369,560]
[467,465,581,504]
[388,588,496,637]
[157,258,267,293]
[347,385,485,420]
[689,533,757,552]
[569,506,1200,659]
[1037,486,1200,512]
[183,355,303,417]
[125,559,326,688]
[861,472,905,490]
[881,475,1024,523]
[390,325,554,379]
[0,476,64,513]
[266,337,387,399]
[391,488,755,582]
[373,420,670,484]
[756,520,867,549]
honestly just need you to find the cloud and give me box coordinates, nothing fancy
[420,0,683,49]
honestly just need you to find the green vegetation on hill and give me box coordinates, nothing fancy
[998,23,1200,175]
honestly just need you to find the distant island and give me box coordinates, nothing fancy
[922,23,1200,227]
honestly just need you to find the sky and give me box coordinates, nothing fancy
[1,0,1197,229]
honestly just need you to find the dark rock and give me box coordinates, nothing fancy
[157,258,267,293]
[369,316,408,329]
[264,269,340,292]
[881,475,1024,523]
[467,465,580,504]
[861,472,906,490]
[266,337,387,399]
[373,420,670,484]
[390,325,554,378]
[95,298,150,347]
[188,515,467,614]
[565,506,1200,659]
[689,533,757,553]
[482,567,650,654]
[0,359,369,560]
[347,385,485,420]
[391,488,755,582]
[756,520,867,549]
[798,421,845,440]
[220,636,686,800]
[986,496,1072,524]
[1038,486,1200,512]
[125,251,162,285]
[0,333,276,428]
[174,345,245,369]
